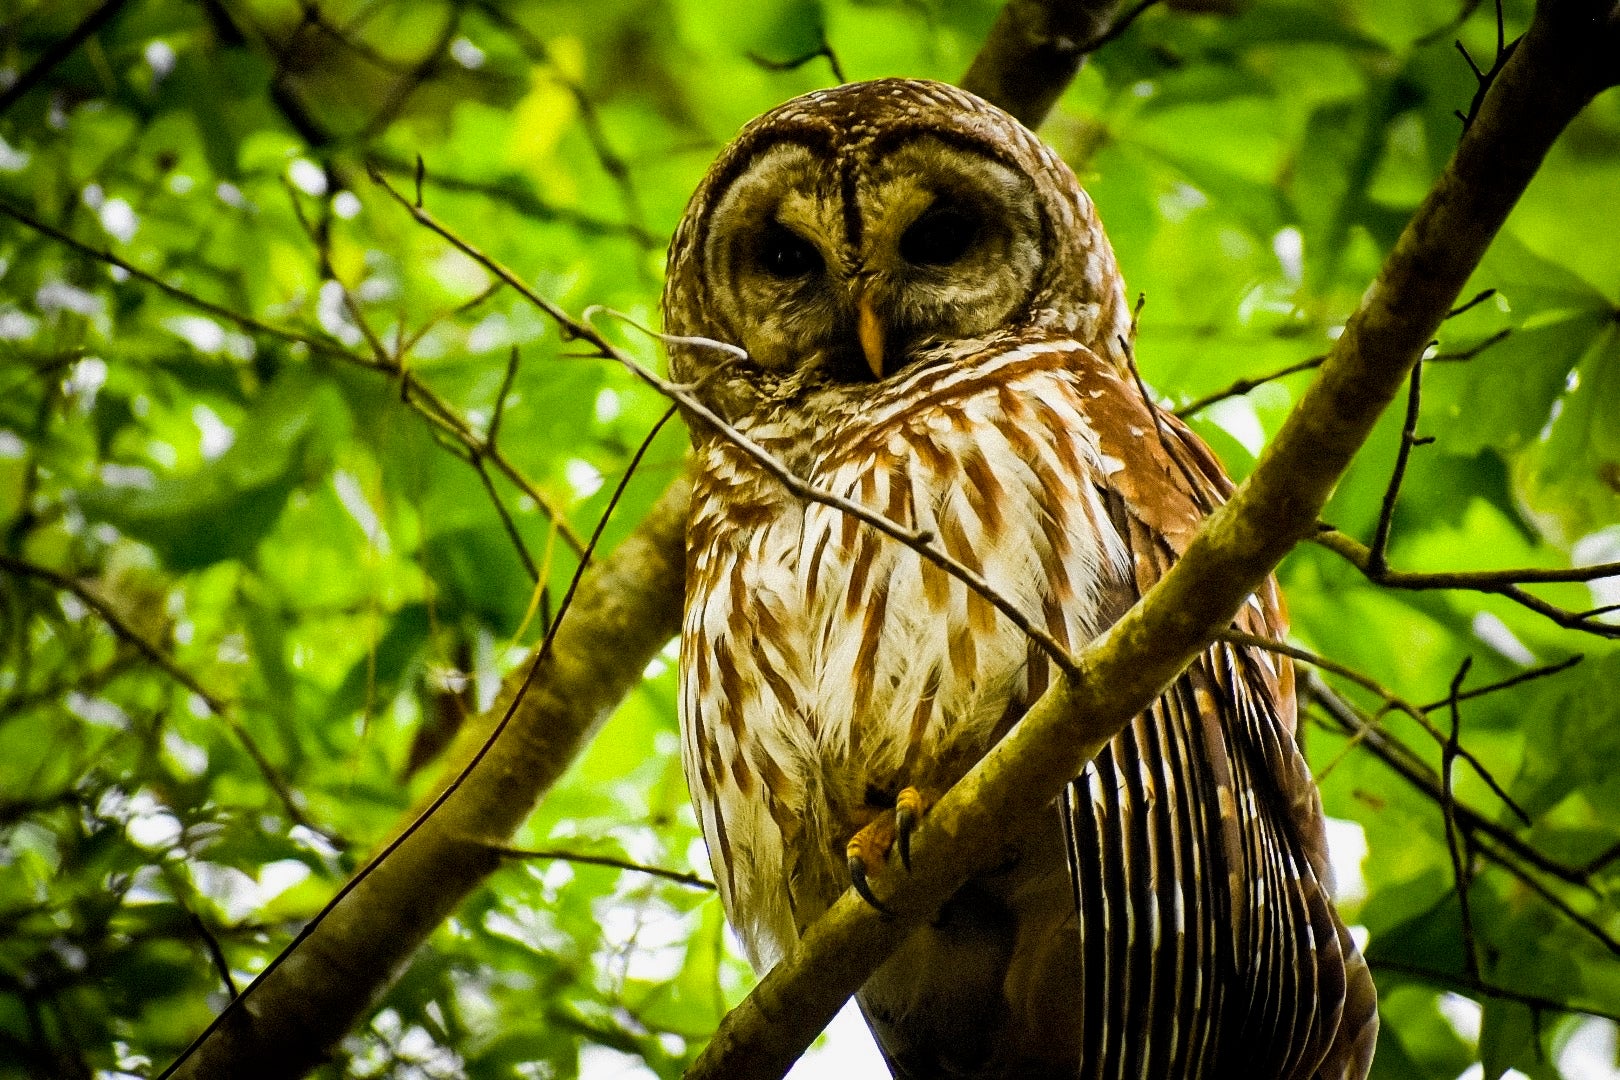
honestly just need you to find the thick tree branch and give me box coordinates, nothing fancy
[164,475,688,1079]
[689,4,1620,1076]
[961,0,1136,128]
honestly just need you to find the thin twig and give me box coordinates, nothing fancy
[1442,658,1480,980]
[1175,354,1326,417]
[485,843,716,890]
[157,406,678,1080]
[1077,0,1162,54]
[1369,959,1620,1025]
[1223,630,1528,824]
[1122,334,1216,513]
[354,4,463,142]
[475,2,651,237]
[187,909,241,999]
[0,197,587,557]
[0,555,325,841]
[473,459,540,582]
[1428,326,1512,361]
[1489,841,1620,959]
[397,279,504,357]
[487,345,522,450]
[1368,363,1426,577]
[1315,529,1620,639]
[746,27,849,84]
[1305,674,1580,876]
[367,169,1079,677]
[368,153,659,248]
[1447,287,1497,319]
[1414,654,1582,712]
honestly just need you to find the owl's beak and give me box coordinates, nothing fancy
[856,293,885,380]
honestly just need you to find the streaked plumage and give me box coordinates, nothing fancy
[665,78,1376,1079]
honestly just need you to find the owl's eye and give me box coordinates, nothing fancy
[900,206,978,266]
[758,222,823,278]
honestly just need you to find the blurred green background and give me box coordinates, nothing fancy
[0,0,1617,1076]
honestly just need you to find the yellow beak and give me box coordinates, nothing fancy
[857,293,885,380]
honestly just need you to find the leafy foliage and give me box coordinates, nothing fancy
[0,1,1617,1077]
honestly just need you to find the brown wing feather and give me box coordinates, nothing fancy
[1073,347,1377,1079]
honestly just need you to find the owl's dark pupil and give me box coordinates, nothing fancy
[759,223,821,278]
[900,208,976,266]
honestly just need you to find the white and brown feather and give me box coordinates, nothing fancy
[668,78,1376,1080]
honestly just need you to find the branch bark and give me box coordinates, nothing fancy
[961,0,1128,127]
[166,476,688,1079]
[688,3,1620,1076]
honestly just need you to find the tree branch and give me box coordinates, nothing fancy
[689,4,1620,1075]
[0,197,587,558]
[0,0,135,117]
[163,472,689,1079]
[1315,528,1620,638]
[961,0,1143,128]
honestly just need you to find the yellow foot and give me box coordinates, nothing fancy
[845,786,938,912]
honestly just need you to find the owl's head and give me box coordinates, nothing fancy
[663,78,1130,419]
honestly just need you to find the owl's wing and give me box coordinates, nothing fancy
[1056,346,1378,1080]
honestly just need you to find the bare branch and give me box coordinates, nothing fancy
[163,410,684,1079]
[1304,675,1590,891]
[1441,658,1480,980]
[1315,529,1620,638]
[1414,654,1582,713]
[746,26,848,85]
[1368,960,1620,1025]
[0,196,587,558]
[1448,287,1497,318]
[1368,362,1428,576]
[1175,353,1326,417]
[1221,630,1527,824]
[482,843,716,890]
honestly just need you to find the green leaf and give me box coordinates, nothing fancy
[79,369,349,570]
[1478,999,1536,1080]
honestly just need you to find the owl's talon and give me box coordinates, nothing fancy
[894,786,934,872]
[848,853,894,914]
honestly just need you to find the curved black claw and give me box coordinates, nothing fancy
[895,805,917,872]
[848,854,894,914]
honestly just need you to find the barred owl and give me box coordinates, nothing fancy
[664,78,1377,1079]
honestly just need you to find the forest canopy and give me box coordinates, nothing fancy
[0,0,1618,1078]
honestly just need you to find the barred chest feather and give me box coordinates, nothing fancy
[680,340,1132,969]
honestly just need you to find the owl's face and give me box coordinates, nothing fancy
[665,79,1130,420]
[699,135,1045,384]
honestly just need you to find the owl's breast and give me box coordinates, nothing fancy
[680,344,1133,967]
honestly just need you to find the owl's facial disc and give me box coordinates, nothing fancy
[699,136,1045,387]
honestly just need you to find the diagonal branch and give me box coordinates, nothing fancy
[962,0,1150,128]
[365,172,1078,676]
[689,4,1620,1075]
[163,423,689,1080]
[0,197,587,558]
[0,0,134,117]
